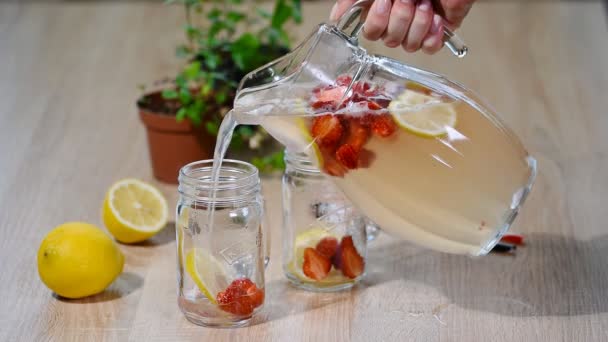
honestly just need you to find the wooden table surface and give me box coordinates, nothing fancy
[1,1,608,341]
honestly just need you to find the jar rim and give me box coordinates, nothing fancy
[179,159,260,191]
[284,149,320,173]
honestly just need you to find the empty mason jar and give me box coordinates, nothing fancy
[176,160,266,327]
[282,149,368,292]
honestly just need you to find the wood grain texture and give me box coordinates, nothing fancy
[1,1,607,341]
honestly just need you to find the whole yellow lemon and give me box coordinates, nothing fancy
[37,222,124,299]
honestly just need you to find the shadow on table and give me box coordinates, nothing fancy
[122,222,176,247]
[364,233,608,317]
[248,278,363,326]
[54,271,144,304]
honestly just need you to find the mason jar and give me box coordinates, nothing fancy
[176,160,266,327]
[282,149,369,292]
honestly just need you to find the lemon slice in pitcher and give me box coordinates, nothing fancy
[185,249,230,304]
[389,89,457,138]
[295,117,324,167]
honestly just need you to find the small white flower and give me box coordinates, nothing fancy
[249,131,264,150]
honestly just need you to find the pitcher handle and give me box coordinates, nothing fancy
[336,0,468,58]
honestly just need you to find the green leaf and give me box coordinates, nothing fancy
[185,25,201,41]
[175,74,187,88]
[184,61,201,80]
[271,150,286,169]
[230,33,261,70]
[204,53,220,70]
[271,0,291,29]
[251,157,265,171]
[201,83,213,96]
[207,8,222,21]
[290,0,303,23]
[230,134,244,150]
[237,125,254,138]
[227,11,246,23]
[205,121,219,136]
[277,28,290,45]
[162,89,179,99]
[176,107,187,121]
[215,91,227,104]
[179,87,192,104]
[208,21,227,39]
[187,106,202,125]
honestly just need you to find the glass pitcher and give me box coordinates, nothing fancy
[231,1,536,256]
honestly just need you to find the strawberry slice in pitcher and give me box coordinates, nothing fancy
[311,85,349,111]
[311,114,344,148]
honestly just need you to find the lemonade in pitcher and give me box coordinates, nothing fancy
[231,73,535,256]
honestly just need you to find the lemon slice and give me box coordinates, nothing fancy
[288,227,348,285]
[293,227,335,262]
[295,117,324,167]
[287,262,355,287]
[102,178,168,243]
[185,249,230,304]
[388,89,457,138]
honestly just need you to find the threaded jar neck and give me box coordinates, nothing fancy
[284,149,321,174]
[178,159,260,205]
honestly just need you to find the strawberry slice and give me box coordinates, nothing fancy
[303,247,331,280]
[311,115,344,148]
[357,149,375,168]
[311,86,348,111]
[315,237,339,259]
[336,75,353,86]
[366,100,382,110]
[336,144,359,169]
[339,236,365,279]
[352,81,372,94]
[246,286,265,308]
[216,278,263,316]
[371,114,397,137]
[345,119,370,151]
[231,278,254,290]
[217,287,254,316]
[323,157,347,177]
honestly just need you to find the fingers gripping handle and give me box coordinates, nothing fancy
[336,0,468,58]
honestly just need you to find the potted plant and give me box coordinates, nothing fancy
[138,0,302,183]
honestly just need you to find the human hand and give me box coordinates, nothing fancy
[329,0,475,54]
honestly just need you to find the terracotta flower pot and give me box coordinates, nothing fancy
[138,91,217,184]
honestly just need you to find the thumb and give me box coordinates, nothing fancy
[437,0,475,29]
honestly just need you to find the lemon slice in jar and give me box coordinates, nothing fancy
[184,249,230,304]
[287,228,354,286]
[388,89,457,138]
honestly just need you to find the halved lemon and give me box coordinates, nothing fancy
[388,89,457,138]
[185,249,230,304]
[102,178,168,243]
